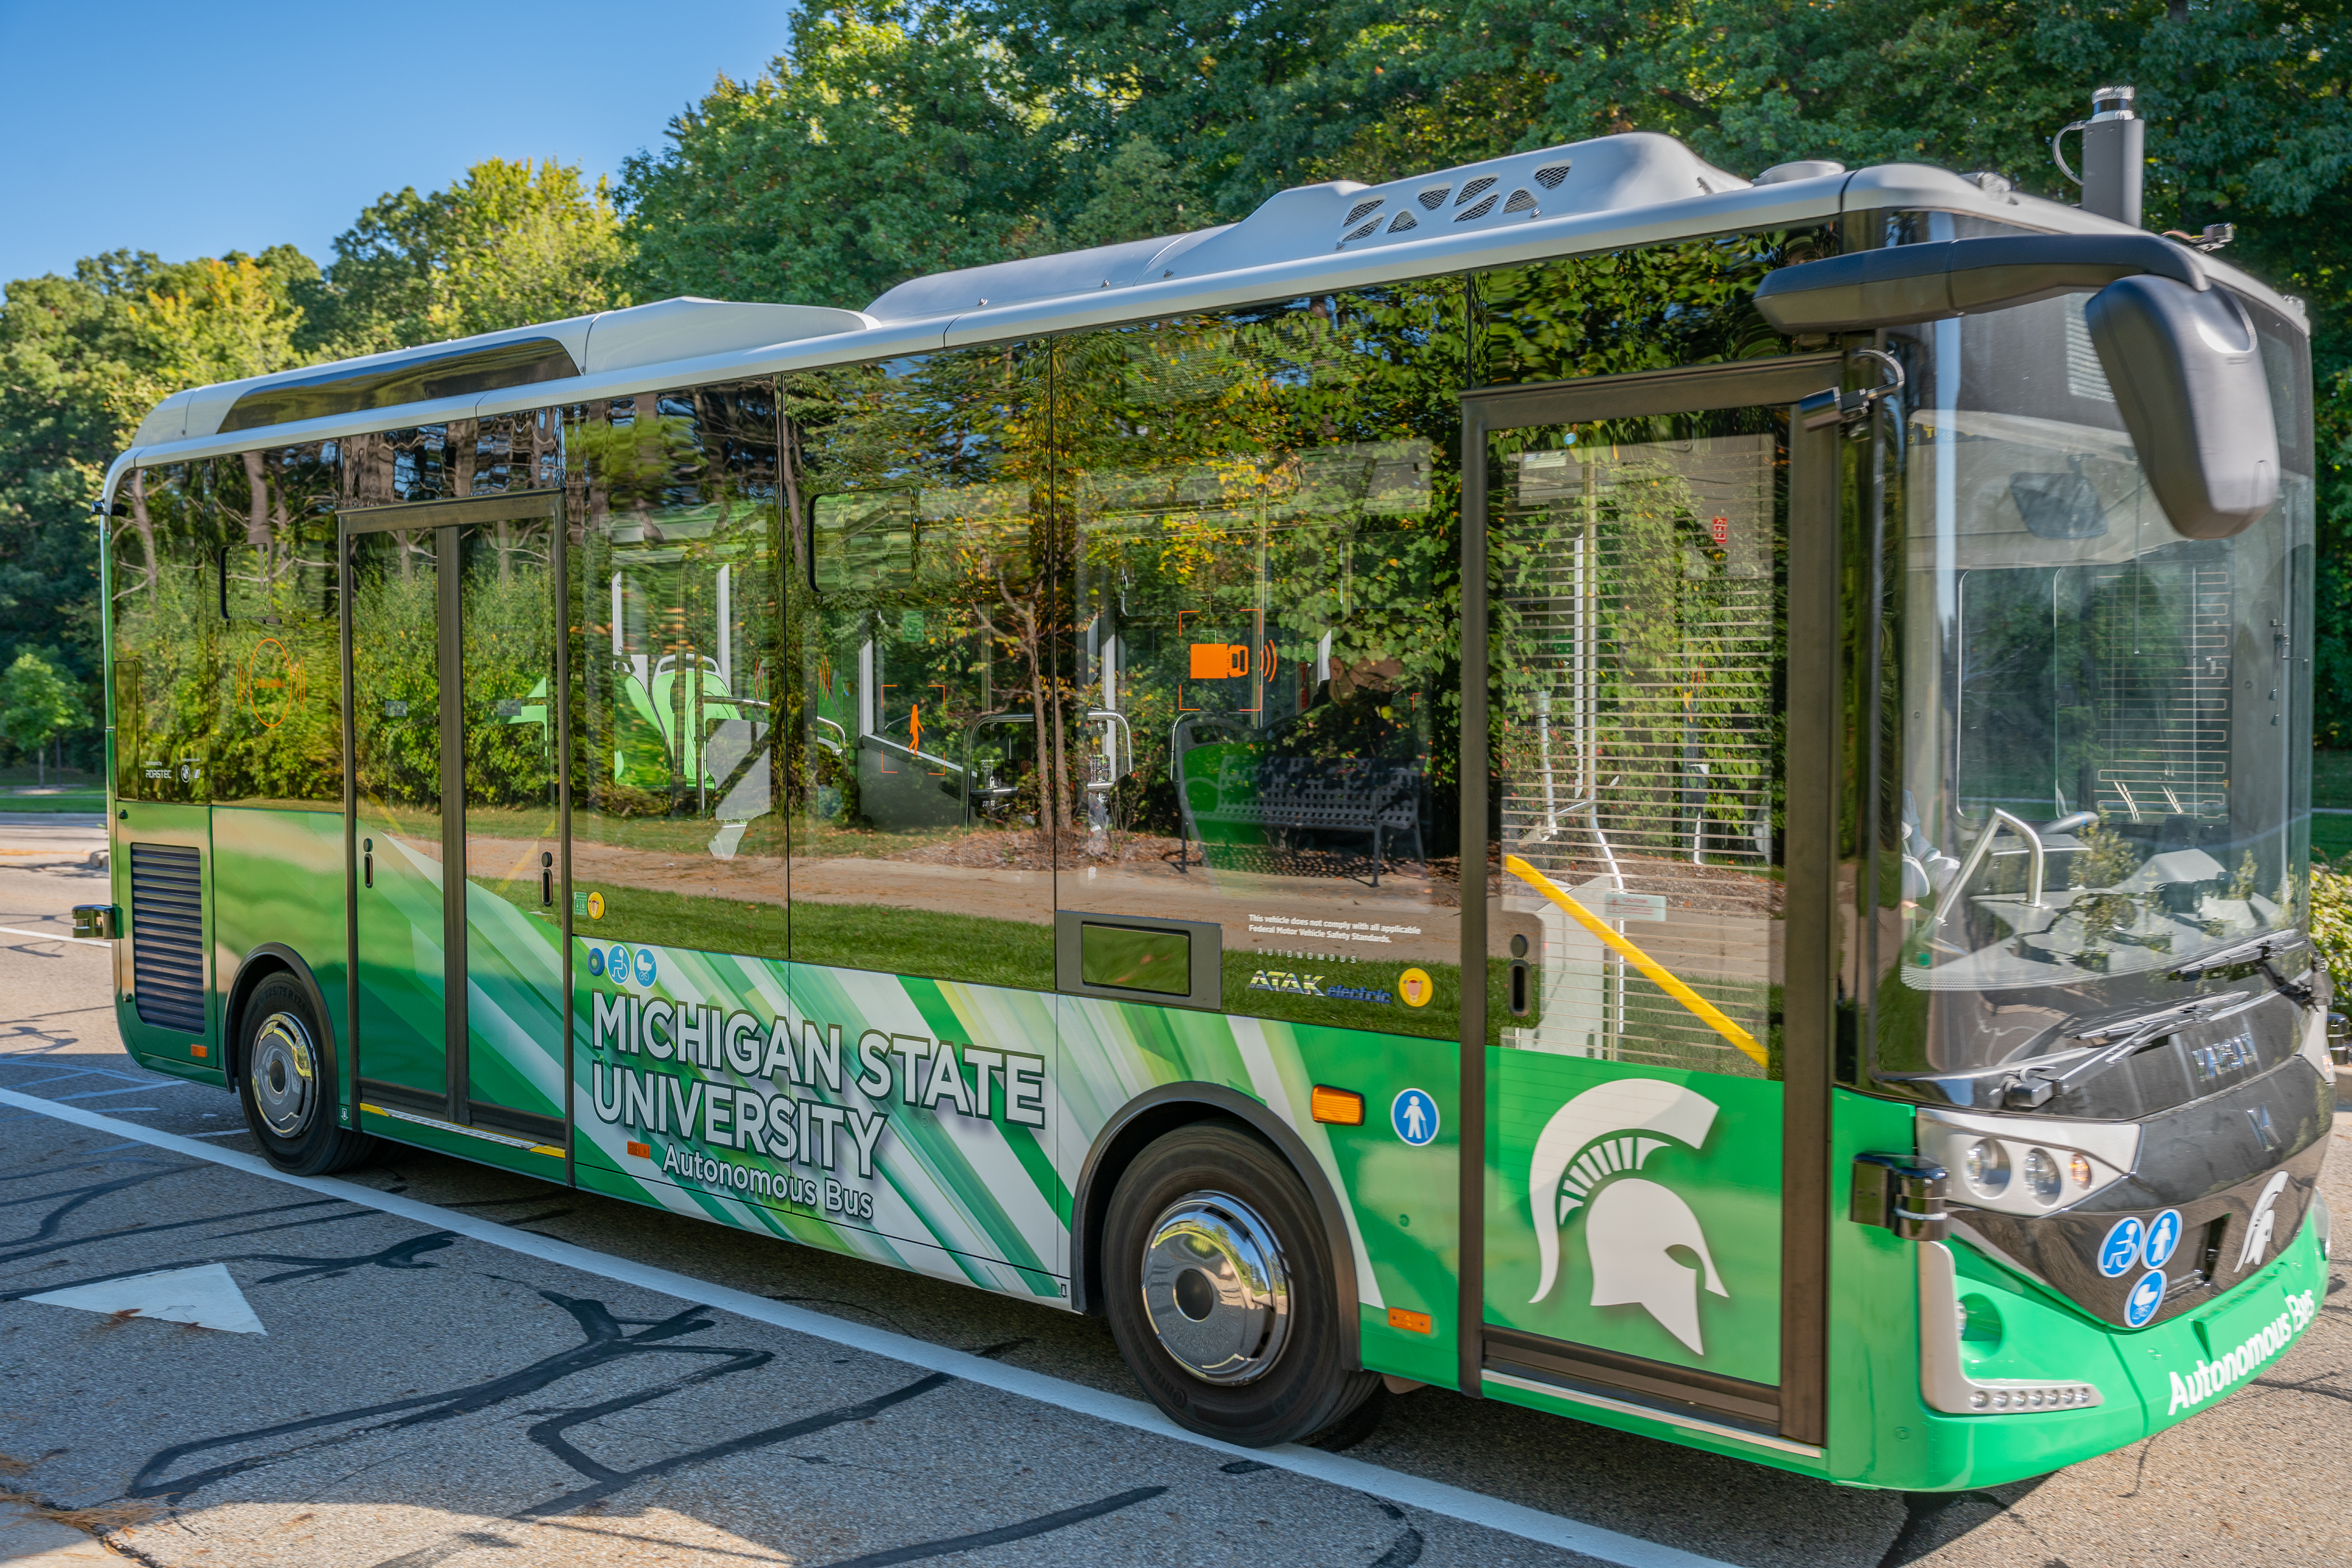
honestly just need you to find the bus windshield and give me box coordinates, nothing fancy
[1890,285,2312,1077]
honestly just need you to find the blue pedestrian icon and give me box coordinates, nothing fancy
[2097,1216,2145,1278]
[633,946,658,986]
[2124,1268,2166,1328]
[2143,1209,2185,1270]
[586,947,605,978]
[1391,1088,1439,1146]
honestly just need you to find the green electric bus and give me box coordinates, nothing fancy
[83,126,2332,1490]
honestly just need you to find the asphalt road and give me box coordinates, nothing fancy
[0,833,2345,1568]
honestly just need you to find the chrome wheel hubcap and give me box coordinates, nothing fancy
[1140,1192,1291,1384]
[250,1010,317,1139]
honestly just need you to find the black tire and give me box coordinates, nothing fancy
[1102,1121,1383,1447]
[236,972,377,1176]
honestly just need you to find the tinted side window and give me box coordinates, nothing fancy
[340,412,558,507]
[1057,294,1464,1037]
[788,346,1058,991]
[567,382,787,959]
[1471,230,1827,386]
[211,444,344,808]
[110,463,216,802]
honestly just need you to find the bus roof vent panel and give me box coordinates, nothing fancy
[1306,133,1747,259]
[168,298,874,443]
[577,297,874,375]
[1753,159,1847,186]
[862,133,1746,321]
[863,229,1231,323]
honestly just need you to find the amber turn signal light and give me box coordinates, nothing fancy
[1310,1085,1364,1125]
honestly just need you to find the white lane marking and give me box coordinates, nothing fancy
[0,1088,1739,1568]
[27,1262,266,1334]
[0,925,108,949]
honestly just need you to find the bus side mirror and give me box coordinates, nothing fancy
[2084,274,2279,540]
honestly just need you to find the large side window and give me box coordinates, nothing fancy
[567,382,786,959]
[788,346,1058,991]
[211,444,343,808]
[341,413,558,507]
[1056,295,1463,1037]
[1469,230,1823,385]
[110,463,217,803]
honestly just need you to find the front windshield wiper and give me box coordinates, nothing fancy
[2169,928,2312,1004]
[2001,991,2252,1110]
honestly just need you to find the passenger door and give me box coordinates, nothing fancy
[1467,357,1841,1449]
[346,492,567,1149]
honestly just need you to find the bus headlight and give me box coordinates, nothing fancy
[1964,1138,2011,1196]
[2023,1147,2062,1202]
[1918,1108,2138,1217]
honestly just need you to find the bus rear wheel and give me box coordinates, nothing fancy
[1102,1121,1382,1448]
[236,973,375,1177]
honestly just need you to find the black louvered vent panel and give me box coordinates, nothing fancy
[1533,162,1573,190]
[130,843,205,1034]
[1502,188,1538,214]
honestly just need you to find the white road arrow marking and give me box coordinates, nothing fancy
[25,1263,266,1334]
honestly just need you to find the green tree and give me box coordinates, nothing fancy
[0,258,147,690]
[0,651,90,785]
[119,247,315,414]
[619,2,1066,310]
[0,245,313,703]
[300,157,629,354]
[1061,135,1204,249]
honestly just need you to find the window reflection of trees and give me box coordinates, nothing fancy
[564,382,786,957]
[1060,294,1455,878]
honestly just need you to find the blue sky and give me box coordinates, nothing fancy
[0,1,788,285]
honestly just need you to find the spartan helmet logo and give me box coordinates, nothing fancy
[1527,1080,1728,1355]
[2234,1170,2292,1273]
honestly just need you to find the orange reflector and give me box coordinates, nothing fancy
[1310,1085,1364,1126]
[189,1043,209,1059]
[626,1140,651,1159]
[1388,1307,1433,1336]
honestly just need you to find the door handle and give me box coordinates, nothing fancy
[541,851,554,906]
[362,837,374,889]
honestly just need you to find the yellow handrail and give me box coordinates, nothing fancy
[1501,853,1768,1068]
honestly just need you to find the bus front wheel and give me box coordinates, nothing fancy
[236,973,376,1177]
[1103,1121,1382,1447]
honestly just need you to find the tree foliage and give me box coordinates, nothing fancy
[0,158,622,734]
[619,3,1065,311]
[7,1,2352,757]
[298,158,629,355]
[0,650,90,773]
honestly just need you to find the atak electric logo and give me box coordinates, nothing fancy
[1526,1080,1725,1355]
[1247,969,1394,1005]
